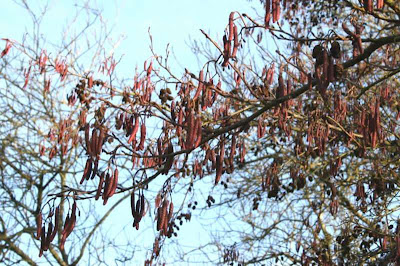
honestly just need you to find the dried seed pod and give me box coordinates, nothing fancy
[277,73,285,99]
[228,12,234,42]
[39,225,46,256]
[377,0,384,9]
[90,158,99,180]
[102,172,111,204]
[36,212,42,240]
[49,207,60,243]
[162,143,174,175]
[265,0,271,26]
[232,25,239,58]
[128,115,139,144]
[84,124,91,155]
[137,123,146,151]
[330,41,341,59]
[140,193,145,217]
[108,168,119,198]
[80,158,91,184]
[130,191,136,217]
[97,127,105,155]
[312,45,323,59]
[90,129,98,156]
[95,171,105,200]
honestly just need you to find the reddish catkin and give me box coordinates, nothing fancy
[162,143,174,175]
[95,171,105,200]
[185,109,194,149]
[228,12,234,41]
[108,168,119,198]
[128,115,139,144]
[49,207,59,243]
[265,0,271,26]
[194,116,202,148]
[97,127,104,155]
[102,172,111,203]
[377,0,384,9]
[90,129,98,156]
[137,123,146,151]
[130,191,136,217]
[39,226,46,256]
[88,76,93,88]
[193,70,204,100]
[80,158,90,184]
[90,158,99,180]
[36,212,42,240]
[85,124,91,155]
[232,25,239,58]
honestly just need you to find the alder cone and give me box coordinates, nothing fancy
[312,45,323,59]
[330,41,341,59]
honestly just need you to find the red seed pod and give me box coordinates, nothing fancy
[229,134,236,167]
[194,116,202,148]
[130,191,136,217]
[277,73,285,99]
[140,193,145,217]
[90,158,99,180]
[39,225,46,256]
[102,172,111,204]
[156,207,162,231]
[36,212,42,240]
[266,63,275,85]
[228,12,234,41]
[45,221,53,250]
[137,123,146,151]
[49,207,59,242]
[162,143,174,175]
[170,101,176,122]
[377,0,384,9]
[88,76,93,88]
[95,171,105,200]
[146,61,153,77]
[85,124,91,155]
[80,158,91,184]
[108,168,119,198]
[168,202,174,221]
[185,109,194,149]
[97,127,104,155]
[232,25,239,58]
[265,0,271,26]
[90,129,98,156]
[155,193,161,208]
[128,115,140,144]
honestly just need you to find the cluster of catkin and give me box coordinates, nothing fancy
[155,197,174,237]
[363,0,384,13]
[131,190,146,230]
[36,201,77,256]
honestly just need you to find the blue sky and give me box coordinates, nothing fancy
[1,0,263,264]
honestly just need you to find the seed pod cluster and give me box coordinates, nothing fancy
[222,12,240,67]
[101,168,119,205]
[265,0,281,26]
[131,190,146,230]
[37,202,77,256]
[159,87,173,104]
[156,198,174,237]
[60,201,77,251]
